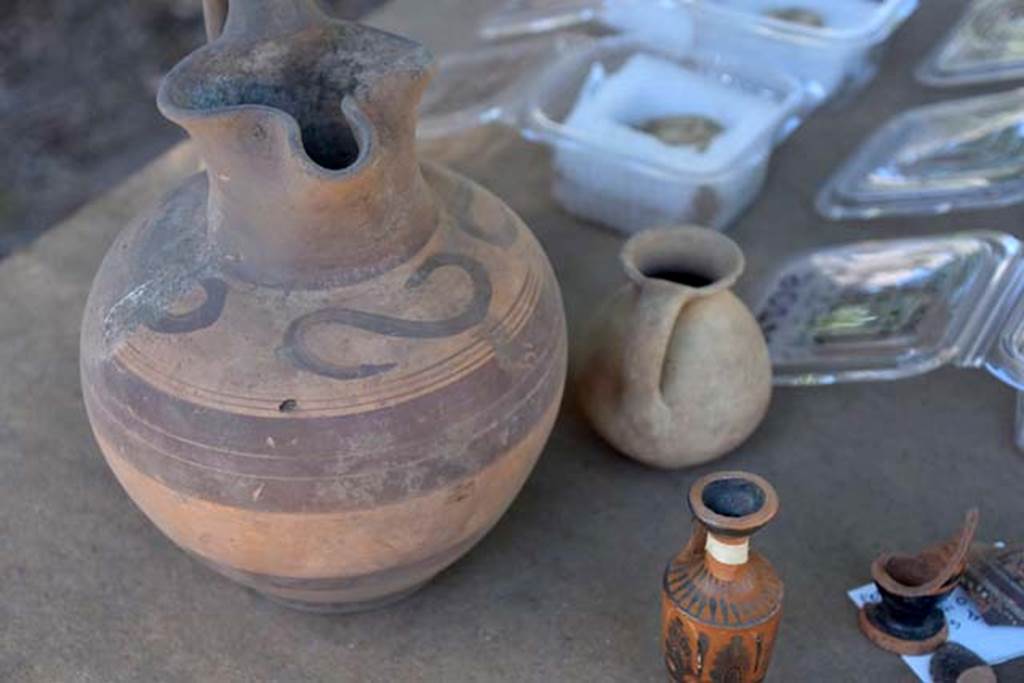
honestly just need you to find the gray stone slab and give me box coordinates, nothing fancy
[3,1,1023,681]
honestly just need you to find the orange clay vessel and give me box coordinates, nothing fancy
[80,0,567,612]
[662,471,783,682]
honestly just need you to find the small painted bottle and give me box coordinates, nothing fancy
[662,471,783,683]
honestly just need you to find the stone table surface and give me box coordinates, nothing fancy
[4,1,1024,681]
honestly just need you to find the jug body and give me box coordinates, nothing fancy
[80,0,568,612]
[578,226,771,468]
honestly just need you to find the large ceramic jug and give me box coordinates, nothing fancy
[577,226,771,469]
[80,0,567,612]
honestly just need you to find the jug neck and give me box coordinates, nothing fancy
[704,531,751,581]
[157,7,436,288]
[686,471,779,582]
[192,97,437,288]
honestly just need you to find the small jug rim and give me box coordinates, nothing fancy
[688,470,779,538]
[621,225,745,296]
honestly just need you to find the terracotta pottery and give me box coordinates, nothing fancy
[662,471,783,683]
[79,0,567,612]
[859,509,980,655]
[577,226,771,469]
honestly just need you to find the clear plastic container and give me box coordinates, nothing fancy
[520,39,803,232]
[816,88,1024,220]
[751,231,1024,447]
[694,0,918,106]
[918,0,1024,87]
[481,0,698,47]
[418,37,802,233]
[479,0,919,107]
[417,36,581,139]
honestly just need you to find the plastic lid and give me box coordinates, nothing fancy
[479,0,606,40]
[480,0,918,45]
[697,0,919,45]
[918,0,1024,87]
[417,35,581,140]
[816,88,1024,220]
[752,232,1023,386]
[982,261,1024,390]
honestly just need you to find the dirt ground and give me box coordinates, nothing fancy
[0,0,384,257]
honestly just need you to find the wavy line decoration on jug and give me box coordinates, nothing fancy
[281,252,494,380]
[101,176,230,343]
[104,169,547,417]
[146,278,228,334]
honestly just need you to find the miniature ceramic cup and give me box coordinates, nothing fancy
[859,510,980,655]
[576,226,772,468]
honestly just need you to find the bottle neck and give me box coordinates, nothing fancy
[704,532,750,581]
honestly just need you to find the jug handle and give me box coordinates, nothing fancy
[203,0,229,42]
[201,0,327,42]
[681,516,708,561]
[621,279,694,408]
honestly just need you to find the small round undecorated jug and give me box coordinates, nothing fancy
[577,226,771,468]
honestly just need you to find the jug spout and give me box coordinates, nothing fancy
[157,5,436,288]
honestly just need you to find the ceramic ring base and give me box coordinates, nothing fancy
[264,580,430,615]
[858,604,949,656]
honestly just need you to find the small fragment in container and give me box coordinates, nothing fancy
[765,7,826,28]
[636,116,725,153]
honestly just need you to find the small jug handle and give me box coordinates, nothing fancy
[621,279,695,408]
[681,517,708,561]
[203,0,229,42]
